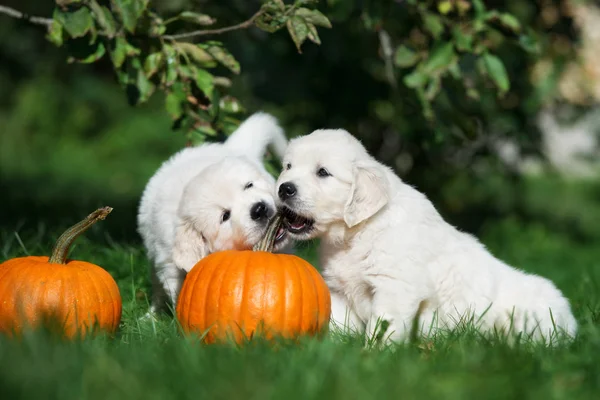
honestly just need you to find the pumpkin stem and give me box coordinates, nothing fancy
[48,207,113,264]
[253,212,283,253]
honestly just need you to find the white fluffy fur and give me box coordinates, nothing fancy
[276,129,577,344]
[138,112,289,313]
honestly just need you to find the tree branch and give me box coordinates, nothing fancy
[164,10,264,40]
[0,5,52,27]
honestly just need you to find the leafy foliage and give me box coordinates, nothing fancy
[46,0,333,144]
[41,0,531,145]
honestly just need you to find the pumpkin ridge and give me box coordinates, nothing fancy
[0,265,15,331]
[238,252,250,340]
[93,266,117,329]
[211,255,231,341]
[79,266,105,334]
[202,257,222,339]
[293,258,304,333]
[184,258,206,331]
[0,260,18,313]
[260,252,270,338]
[63,267,81,336]
[11,264,39,332]
[303,259,320,333]
[105,268,122,330]
[279,256,287,335]
[40,264,67,333]
[299,258,316,333]
[215,253,234,341]
[85,263,119,333]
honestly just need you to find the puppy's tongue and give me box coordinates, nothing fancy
[289,221,307,230]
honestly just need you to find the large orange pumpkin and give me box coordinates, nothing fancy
[176,214,331,344]
[0,207,122,338]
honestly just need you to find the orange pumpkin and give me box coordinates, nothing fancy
[0,207,122,338]
[176,214,331,344]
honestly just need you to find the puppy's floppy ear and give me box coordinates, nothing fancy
[172,220,208,272]
[343,159,389,228]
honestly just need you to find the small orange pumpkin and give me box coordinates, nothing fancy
[176,214,331,344]
[0,207,122,338]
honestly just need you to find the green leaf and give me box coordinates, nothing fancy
[89,1,118,36]
[163,63,178,87]
[193,123,218,138]
[423,13,444,39]
[76,42,106,63]
[404,70,428,88]
[177,11,215,26]
[472,0,486,18]
[306,23,321,45]
[47,20,63,46]
[295,8,332,28]
[116,69,129,87]
[485,11,521,33]
[286,16,309,53]
[482,52,510,95]
[422,42,455,74]
[255,7,288,33]
[425,76,441,100]
[149,22,166,36]
[219,96,244,114]
[466,87,480,100]
[110,37,129,68]
[137,69,156,102]
[54,7,94,38]
[415,86,434,120]
[452,27,473,52]
[519,33,540,54]
[175,42,216,68]
[394,46,419,68]
[165,83,187,120]
[144,53,163,77]
[201,42,240,74]
[437,1,453,15]
[113,0,148,33]
[195,69,214,99]
[448,62,461,79]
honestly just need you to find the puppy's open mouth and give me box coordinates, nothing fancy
[282,207,314,234]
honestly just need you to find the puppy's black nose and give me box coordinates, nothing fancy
[250,202,268,220]
[278,182,297,200]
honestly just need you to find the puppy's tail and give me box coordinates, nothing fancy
[224,112,287,160]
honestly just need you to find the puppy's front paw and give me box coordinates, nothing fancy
[139,310,159,322]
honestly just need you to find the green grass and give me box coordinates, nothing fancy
[1,205,600,400]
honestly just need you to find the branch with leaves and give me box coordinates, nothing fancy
[1,0,537,146]
[372,0,538,121]
[0,0,332,144]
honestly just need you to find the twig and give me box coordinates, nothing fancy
[0,5,52,27]
[164,10,264,40]
[378,28,397,89]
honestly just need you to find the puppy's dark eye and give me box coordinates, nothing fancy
[244,182,253,190]
[317,167,331,178]
[221,210,231,223]
[286,163,292,170]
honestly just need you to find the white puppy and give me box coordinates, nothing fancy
[138,113,290,313]
[276,129,577,344]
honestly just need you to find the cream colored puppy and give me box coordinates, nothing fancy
[276,129,577,344]
[138,113,290,313]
